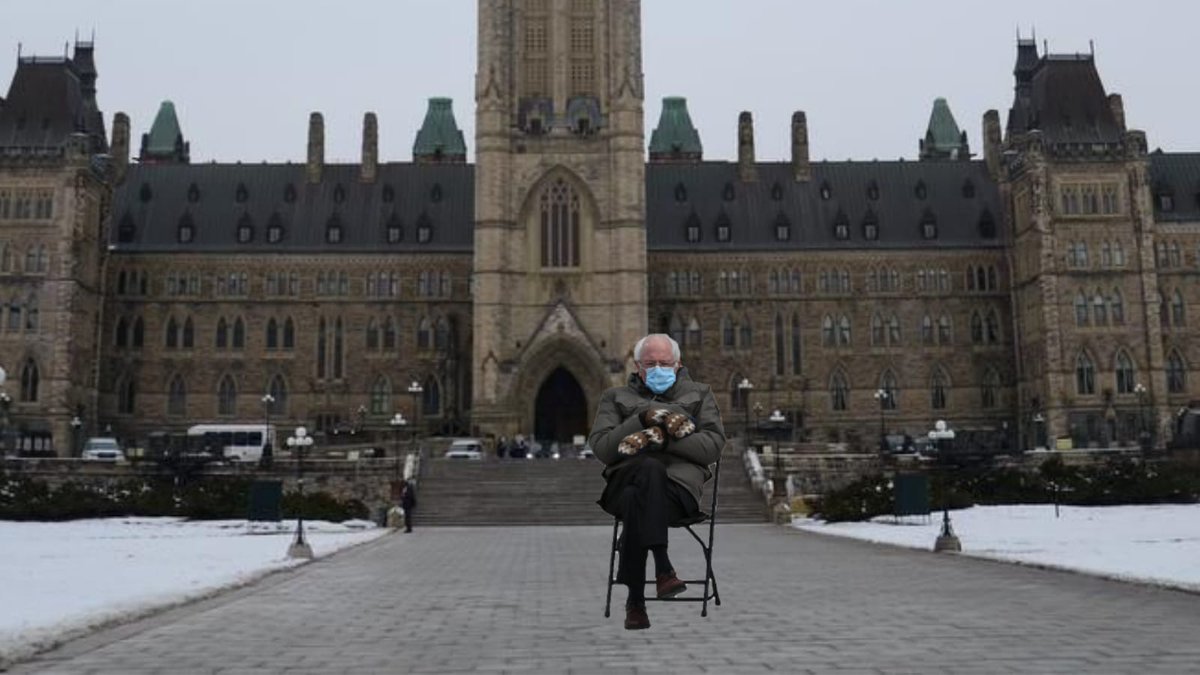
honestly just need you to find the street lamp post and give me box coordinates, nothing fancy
[407,380,424,440]
[768,409,787,496]
[737,377,754,445]
[285,426,315,559]
[69,415,83,457]
[928,419,960,552]
[0,366,10,457]
[1032,412,1045,451]
[260,393,275,469]
[873,389,889,454]
[389,412,407,480]
[1134,383,1150,450]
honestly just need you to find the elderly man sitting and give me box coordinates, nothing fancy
[589,333,726,630]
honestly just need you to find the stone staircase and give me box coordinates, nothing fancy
[415,447,766,527]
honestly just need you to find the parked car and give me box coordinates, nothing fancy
[445,438,484,460]
[577,445,595,460]
[81,437,125,461]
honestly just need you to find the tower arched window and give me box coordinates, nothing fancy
[830,370,849,411]
[283,317,295,349]
[687,317,702,349]
[115,317,129,348]
[970,312,984,344]
[838,315,851,346]
[1115,351,1136,394]
[540,178,581,268]
[232,318,245,349]
[1110,289,1125,325]
[216,317,228,349]
[1167,350,1187,394]
[986,310,1000,344]
[1172,290,1187,326]
[739,315,753,349]
[1076,353,1096,395]
[417,317,433,351]
[871,313,885,346]
[383,317,398,351]
[981,368,1000,409]
[118,377,136,415]
[370,376,392,415]
[821,315,835,347]
[367,318,380,351]
[422,376,441,416]
[931,368,949,410]
[182,317,194,348]
[266,318,279,350]
[217,375,237,416]
[268,375,287,415]
[791,313,802,375]
[1075,293,1090,326]
[880,370,898,409]
[168,374,187,417]
[165,316,179,349]
[19,358,38,402]
[774,314,785,375]
[1093,292,1108,325]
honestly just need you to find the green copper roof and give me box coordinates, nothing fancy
[413,98,466,159]
[649,97,702,159]
[144,100,184,157]
[924,98,962,152]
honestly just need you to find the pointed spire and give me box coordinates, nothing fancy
[649,97,702,162]
[919,98,970,161]
[139,100,189,164]
[413,98,467,164]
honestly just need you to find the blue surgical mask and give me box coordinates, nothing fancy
[644,366,676,394]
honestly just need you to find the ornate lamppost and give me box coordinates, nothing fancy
[737,377,754,444]
[69,415,83,457]
[768,409,787,496]
[260,393,275,469]
[389,412,407,480]
[928,419,961,552]
[1134,383,1151,451]
[285,426,315,559]
[0,366,10,457]
[873,388,889,454]
[407,380,424,448]
[1032,411,1046,451]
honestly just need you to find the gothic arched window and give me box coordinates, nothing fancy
[370,376,392,415]
[168,374,187,417]
[830,371,849,411]
[268,375,287,415]
[1115,351,1136,394]
[1167,350,1187,394]
[1076,353,1096,395]
[19,358,38,402]
[218,375,237,416]
[931,368,949,410]
[540,178,581,268]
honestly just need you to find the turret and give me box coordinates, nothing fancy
[648,97,702,162]
[791,111,811,182]
[737,111,757,182]
[361,112,378,182]
[306,112,324,184]
[111,111,130,184]
[413,98,467,164]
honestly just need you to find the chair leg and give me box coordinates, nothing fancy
[604,519,619,618]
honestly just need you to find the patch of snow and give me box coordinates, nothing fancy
[793,503,1200,592]
[0,517,387,666]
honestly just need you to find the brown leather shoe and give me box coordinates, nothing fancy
[624,602,650,630]
[656,571,687,599]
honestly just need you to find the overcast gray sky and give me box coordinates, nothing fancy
[3,1,1196,163]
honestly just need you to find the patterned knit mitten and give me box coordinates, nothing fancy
[663,413,696,439]
[618,427,666,455]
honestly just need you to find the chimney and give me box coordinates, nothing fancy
[361,112,378,183]
[791,111,811,182]
[982,110,1002,180]
[1108,93,1126,132]
[111,112,130,185]
[306,112,324,184]
[737,111,757,182]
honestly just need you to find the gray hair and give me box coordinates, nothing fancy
[633,333,681,363]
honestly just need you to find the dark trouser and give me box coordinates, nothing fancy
[599,455,698,591]
[404,507,414,532]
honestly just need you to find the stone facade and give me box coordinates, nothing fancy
[2,9,1198,458]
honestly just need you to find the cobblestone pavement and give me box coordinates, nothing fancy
[11,524,1200,674]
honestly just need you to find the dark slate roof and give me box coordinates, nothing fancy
[111,162,474,253]
[1149,152,1200,223]
[0,55,107,153]
[1007,53,1122,145]
[646,161,1003,251]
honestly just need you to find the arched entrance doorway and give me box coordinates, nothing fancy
[534,367,589,444]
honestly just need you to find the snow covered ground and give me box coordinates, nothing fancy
[794,503,1200,592]
[0,517,388,666]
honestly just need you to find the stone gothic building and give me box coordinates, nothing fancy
[1,1,1198,456]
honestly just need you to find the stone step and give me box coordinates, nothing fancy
[413,453,767,526]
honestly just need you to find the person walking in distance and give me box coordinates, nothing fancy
[589,333,726,630]
[399,479,417,533]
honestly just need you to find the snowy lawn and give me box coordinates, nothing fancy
[0,517,388,665]
[793,503,1200,592]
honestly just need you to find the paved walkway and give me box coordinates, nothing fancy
[11,524,1200,674]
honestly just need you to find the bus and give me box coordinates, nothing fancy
[186,424,275,462]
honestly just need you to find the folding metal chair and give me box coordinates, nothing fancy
[603,455,722,618]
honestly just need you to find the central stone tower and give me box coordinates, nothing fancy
[472,0,648,441]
